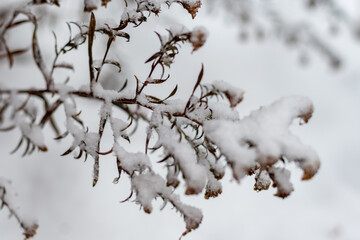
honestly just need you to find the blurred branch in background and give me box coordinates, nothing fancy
[0,178,38,239]
[206,0,360,69]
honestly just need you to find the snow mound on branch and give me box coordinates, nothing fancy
[204,96,320,188]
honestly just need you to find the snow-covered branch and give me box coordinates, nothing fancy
[0,0,321,238]
[0,178,38,239]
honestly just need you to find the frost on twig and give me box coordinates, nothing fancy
[0,178,38,239]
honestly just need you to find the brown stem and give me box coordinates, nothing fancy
[0,88,203,126]
[88,12,96,92]
[95,36,114,83]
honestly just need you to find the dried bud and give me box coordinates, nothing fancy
[299,104,313,124]
[101,0,111,7]
[185,187,197,195]
[190,26,208,52]
[254,170,271,191]
[23,223,39,239]
[204,187,222,199]
[179,0,202,19]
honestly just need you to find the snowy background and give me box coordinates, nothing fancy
[1,1,360,239]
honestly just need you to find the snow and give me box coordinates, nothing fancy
[93,82,135,102]
[185,99,212,122]
[73,33,86,46]
[204,173,222,199]
[154,124,207,195]
[95,18,118,29]
[2,0,349,239]
[203,80,245,108]
[93,59,103,70]
[110,117,128,139]
[121,9,142,22]
[166,165,180,188]
[65,118,99,159]
[208,101,240,121]
[56,83,75,101]
[84,0,98,11]
[83,132,100,159]
[0,178,39,238]
[190,26,208,51]
[63,101,77,118]
[127,104,151,122]
[269,167,294,198]
[169,24,189,36]
[203,96,320,189]
[112,143,151,174]
[14,113,47,151]
[254,170,271,191]
[131,173,164,214]
[131,172,203,235]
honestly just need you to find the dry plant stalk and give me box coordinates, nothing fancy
[0,0,320,238]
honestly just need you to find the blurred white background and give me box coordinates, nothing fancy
[1,1,360,239]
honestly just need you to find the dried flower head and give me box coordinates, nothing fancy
[190,26,208,52]
[178,0,202,19]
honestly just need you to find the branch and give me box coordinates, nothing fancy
[0,179,38,239]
